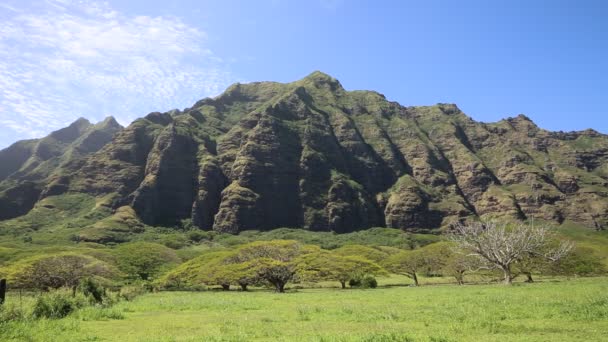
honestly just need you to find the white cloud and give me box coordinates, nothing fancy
[0,0,233,147]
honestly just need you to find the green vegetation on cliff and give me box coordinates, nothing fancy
[1,72,608,243]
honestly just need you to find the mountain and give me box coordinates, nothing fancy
[0,117,123,219]
[1,71,607,243]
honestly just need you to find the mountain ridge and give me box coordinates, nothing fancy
[1,71,607,243]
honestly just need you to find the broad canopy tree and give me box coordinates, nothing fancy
[159,240,387,292]
[114,242,180,281]
[383,249,427,286]
[2,253,115,294]
[161,240,310,292]
[227,240,309,293]
[331,245,390,264]
[296,250,385,289]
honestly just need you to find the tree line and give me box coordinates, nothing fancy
[1,222,605,296]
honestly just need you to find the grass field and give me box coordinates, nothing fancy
[2,277,607,341]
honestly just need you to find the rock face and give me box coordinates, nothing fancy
[2,71,608,234]
[0,117,123,219]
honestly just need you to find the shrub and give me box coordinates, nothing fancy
[79,278,105,304]
[349,274,378,289]
[162,236,188,249]
[361,275,378,289]
[32,291,87,319]
[348,277,361,288]
[188,230,213,243]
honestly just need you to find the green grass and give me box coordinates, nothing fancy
[2,277,607,341]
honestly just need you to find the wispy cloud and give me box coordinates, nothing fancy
[0,0,233,147]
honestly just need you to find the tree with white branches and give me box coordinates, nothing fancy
[448,221,573,285]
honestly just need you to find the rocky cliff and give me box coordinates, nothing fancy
[1,72,607,239]
[0,117,123,220]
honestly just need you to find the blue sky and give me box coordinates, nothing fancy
[1,0,607,148]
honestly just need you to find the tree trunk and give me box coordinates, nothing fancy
[275,282,286,293]
[525,272,534,283]
[412,273,419,286]
[221,284,230,291]
[455,272,464,285]
[0,279,6,305]
[240,284,248,291]
[502,267,513,285]
[340,281,346,289]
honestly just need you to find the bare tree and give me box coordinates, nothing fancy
[449,221,573,285]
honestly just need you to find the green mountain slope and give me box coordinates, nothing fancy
[0,117,122,220]
[1,71,607,243]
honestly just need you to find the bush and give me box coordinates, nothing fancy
[79,278,105,304]
[361,275,378,288]
[188,230,213,243]
[349,274,378,289]
[348,277,361,288]
[32,291,87,319]
[162,236,188,249]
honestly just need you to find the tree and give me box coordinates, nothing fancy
[115,242,180,281]
[383,249,426,286]
[513,252,547,283]
[383,242,452,286]
[332,245,390,264]
[442,250,480,285]
[421,241,480,285]
[416,242,452,277]
[3,253,115,294]
[227,240,309,293]
[449,221,573,285]
[547,246,607,277]
[296,251,385,289]
[157,250,234,290]
[254,258,296,293]
[160,242,311,292]
[513,237,583,283]
[203,259,260,291]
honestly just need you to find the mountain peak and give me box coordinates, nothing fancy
[515,114,532,122]
[99,116,122,129]
[299,71,343,90]
[305,70,334,80]
[505,114,539,130]
[71,117,91,127]
[46,117,92,143]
